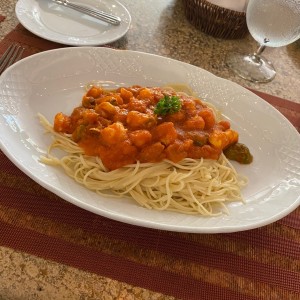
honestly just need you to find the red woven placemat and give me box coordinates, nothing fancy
[1,148,300,300]
[1,24,300,300]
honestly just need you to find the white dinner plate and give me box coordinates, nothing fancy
[15,0,131,46]
[0,47,299,233]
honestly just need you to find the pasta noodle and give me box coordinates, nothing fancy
[39,110,248,216]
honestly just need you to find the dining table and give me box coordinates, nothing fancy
[0,0,300,299]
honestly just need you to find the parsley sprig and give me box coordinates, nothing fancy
[154,95,181,116]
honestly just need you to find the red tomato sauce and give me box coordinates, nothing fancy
[54,86,239,170]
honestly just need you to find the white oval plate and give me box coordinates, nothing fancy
[0,47,299,233]
[15,0,131,46]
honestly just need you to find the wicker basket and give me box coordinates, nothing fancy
[183,0,249,39]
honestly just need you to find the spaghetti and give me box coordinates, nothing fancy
[38,84,249,216]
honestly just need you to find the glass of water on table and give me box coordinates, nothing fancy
[226,0,300,83]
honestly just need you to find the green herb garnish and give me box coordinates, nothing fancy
[154,95,181,116]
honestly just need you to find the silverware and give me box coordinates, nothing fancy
[52,0,121,26]
[0,44,24,75]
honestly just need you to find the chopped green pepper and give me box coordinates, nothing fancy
[224,143,253,164]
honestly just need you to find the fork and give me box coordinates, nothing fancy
[0,44,25,75]
[52,0,121,25]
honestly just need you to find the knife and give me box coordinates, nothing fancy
[52,0,121,25]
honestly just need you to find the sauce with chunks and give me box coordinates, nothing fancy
[54,85,243,170]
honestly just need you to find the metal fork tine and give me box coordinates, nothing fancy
[9,46,24,66]
[0,44,15,65]
[15,47,25,64]
[0,45,16,74]
[0,44,25,75]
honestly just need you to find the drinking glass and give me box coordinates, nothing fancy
[226,0,300,83]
